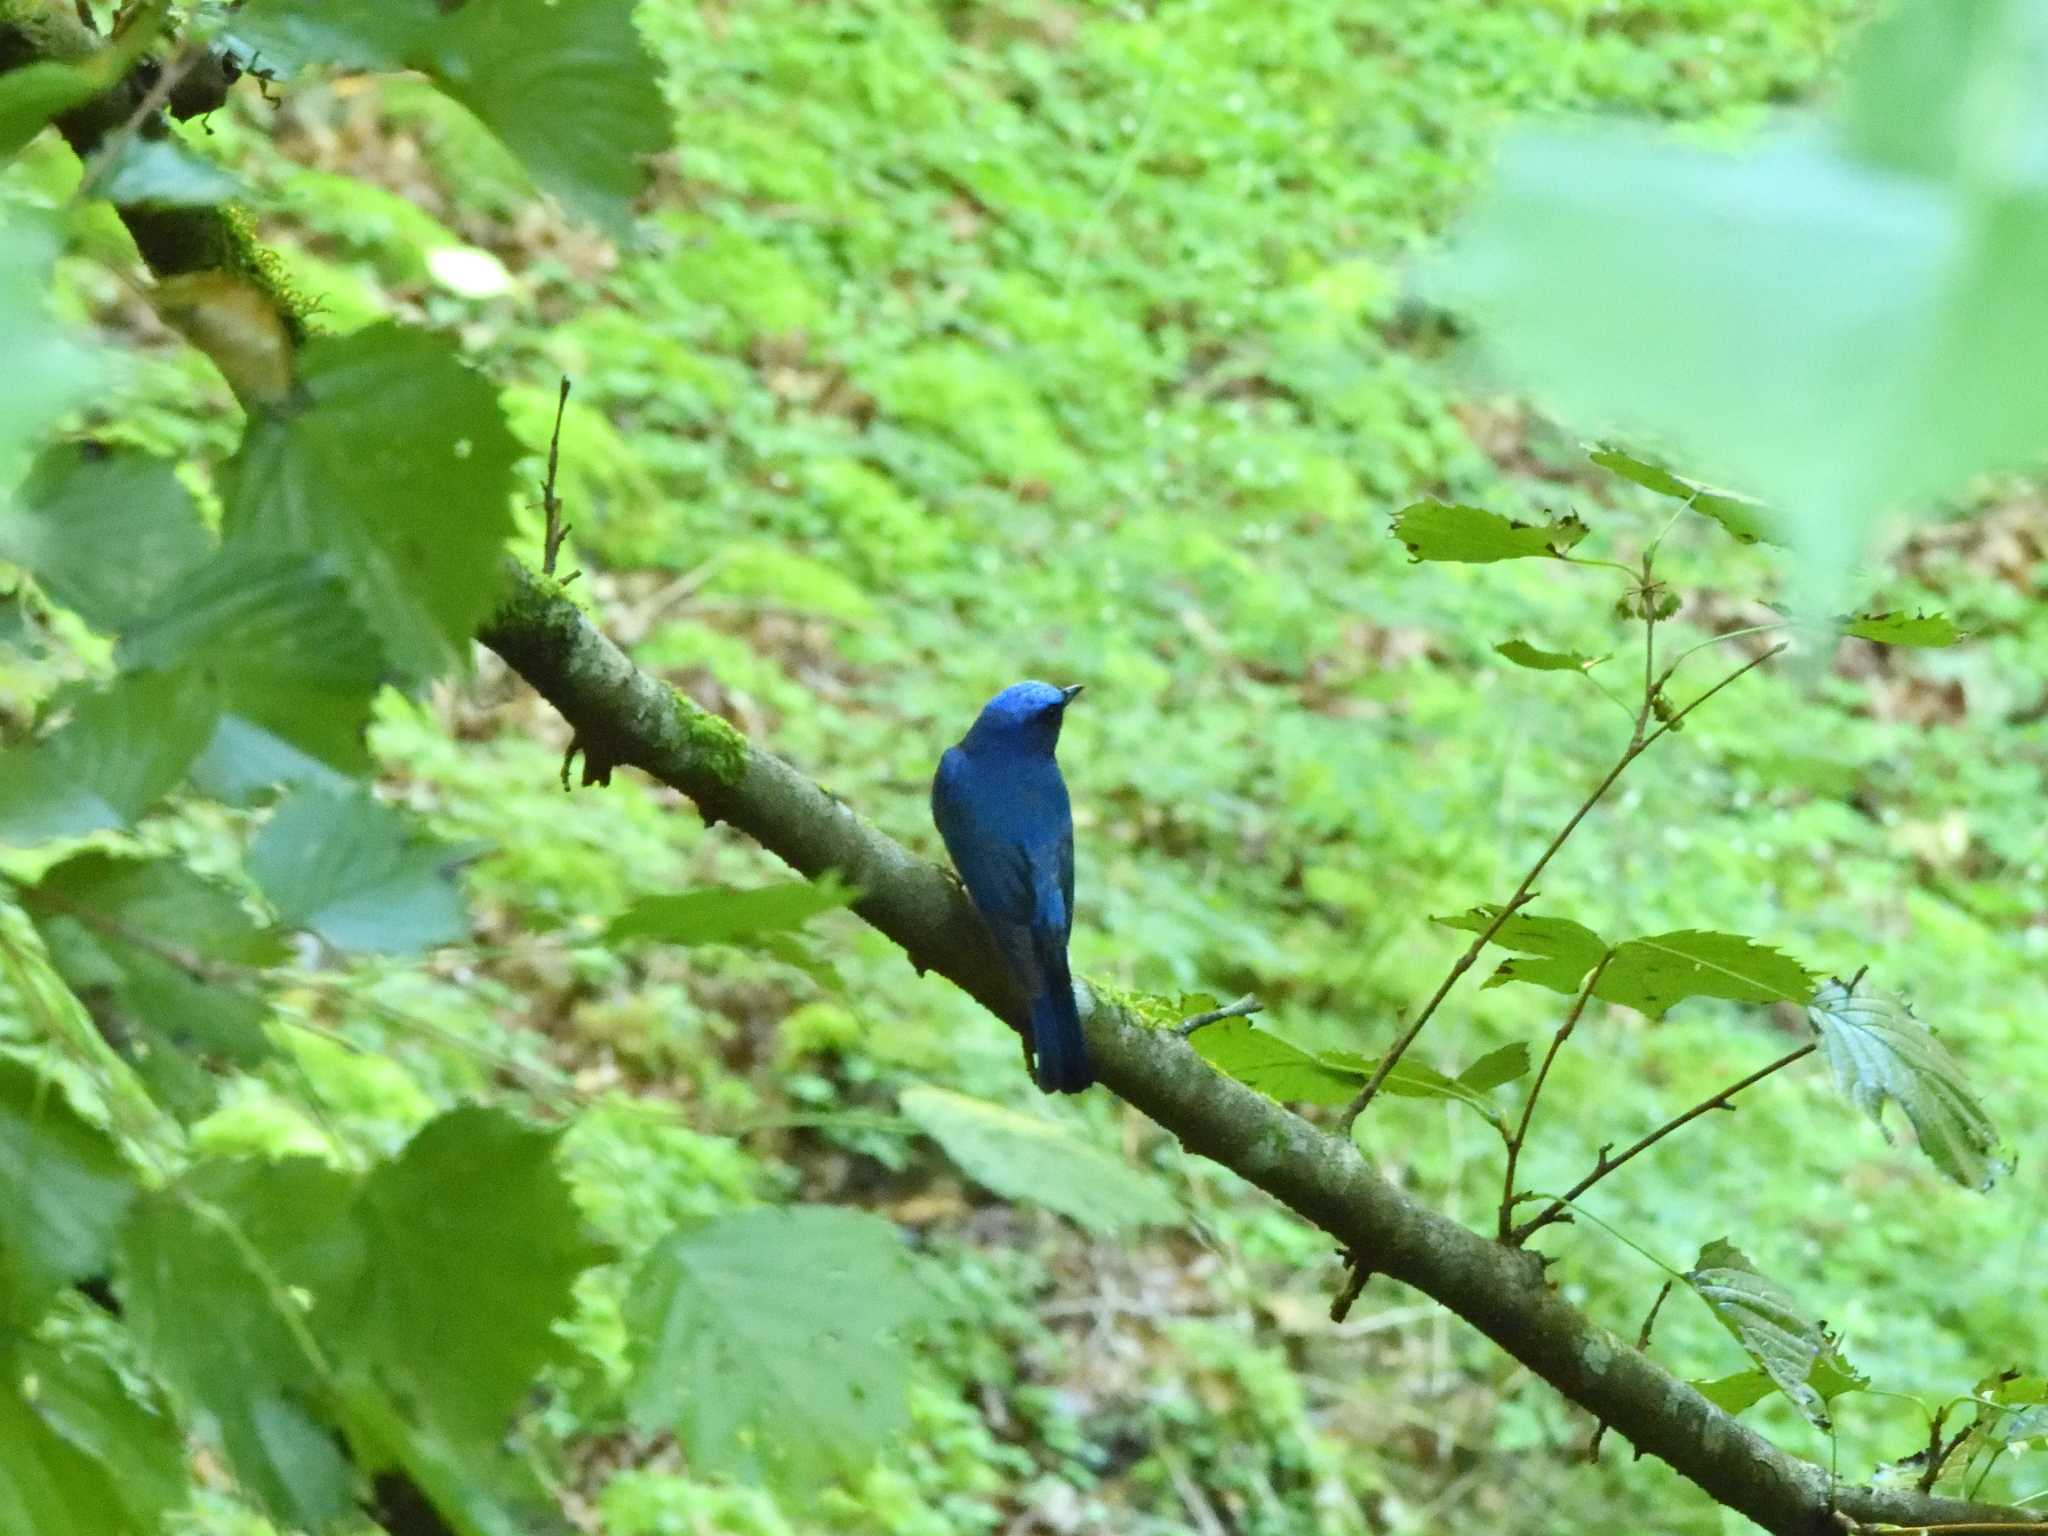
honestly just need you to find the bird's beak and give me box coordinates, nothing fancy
[1059,684,1085,705]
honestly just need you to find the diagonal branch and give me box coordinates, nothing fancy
[477,564,2036,1536]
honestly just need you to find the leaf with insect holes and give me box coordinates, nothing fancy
[1494,640,1606,672]
[1686,1239,1840,1430]
[1842,611,1964,647]
[899,1086,1176,1233]
[1807,979,2006,1190]
[1588,445,1778,545]
[1596,931,1815,1019]
[1432,906,1611,995]
[1391,502,1588,563]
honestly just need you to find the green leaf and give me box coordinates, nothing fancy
[0,1061,135,1327]
[1494,640,1604,672]
[1596,931,1815,1020]
[336,1108,605,1455]
[1588,446,1777,545]
[1692,1346,1868,1420]
[228,0,665,236]
[1842,611,1964,647]
[1458,1043,1532,1093]
[0,10,159,162]
[116,1177,354,1530]
[606,875,857,946]
[1436,1,2048,597]
[248,785,470,953]
[99,137,244,208]
[1807,979,2007,1190]
[0,211,99,481]
[1323,1049,1506,1127]
[625,1207,934,1494]
[1190,1018,1361,1105]
[221,323,520,680]
[1685,1239,1838,1430]
[120,549,388,782]
[1391,501,1588,563]
[1,1342,186,1535]
[0,671,216,846]
[899,1085,1177,1233]
[1432,906,1610,995]
[23,853,286,1116]
[0,444,210,630]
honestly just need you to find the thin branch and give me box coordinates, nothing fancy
[1643,643,1788,748]
[539,374,575,581]
[1590,1278,1676,1460]
[1499,951,1615,1241]
[1514,1041,1817,1242]
[1176,993,1263,1036]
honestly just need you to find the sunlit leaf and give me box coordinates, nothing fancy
[1392,501,1587,563]
[624,1207,934,1493]
[1494,640,1604,672]
[221,323,520,680]
[0,1061,134,1327]
[1692,1344,1868,1419]
[1588,445,1777,545]
[1433,906,1610,995]
[1685,1238,1837,1430]
[1191,1019,1359,1106]
[248,785,470,954]
[1807,979,2006,1190]
[1842,611,1964,647]
[899,1085,1177,1233]
[1597,931,1814,1019]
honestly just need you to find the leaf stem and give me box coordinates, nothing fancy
[1513,1041,1817,1242]
[1499,951,1615,1241]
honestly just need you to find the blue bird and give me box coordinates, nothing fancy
[932,680,1092,1093]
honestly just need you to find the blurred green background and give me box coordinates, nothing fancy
[9,0,2047,1531]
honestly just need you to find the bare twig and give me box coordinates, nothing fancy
[1337,639,1785,1133]
[1590,1279,1676,1459]
[1176,993,1263,1036]
[1330,1248,1375,1323]
[1513,1041,1817,1242]
[1500,951,1615,1241]
[539,375,575,581]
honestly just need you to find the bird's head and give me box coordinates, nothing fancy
[961,679,1084,757]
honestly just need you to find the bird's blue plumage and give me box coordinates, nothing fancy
[932,681,1091,1093]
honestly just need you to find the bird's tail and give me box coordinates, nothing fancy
[1030,979,1093,1094]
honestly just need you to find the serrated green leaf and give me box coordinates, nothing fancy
[1494,640,1604,672]
[606,875,857,947]
[1391,501,1588,563]
[336,1108,605,1456]
[1432,906,1610,994]
[1807,980,2006,1190]
[1190,1018,1360,1105]
[0,444,210,631]
[1588,445,1778,545]
[0,670,216,846]
[1323,1049,1505,1126]
[624,1207,935,1494]
[899,1085,1176,1233]
[227,0,664,236]
[0,1062,135,1327]
[1693,1346,1868,1420]
[1686,1238,1837,1430]
[117,1178,354,1530]
[1597,931,1815,1019]
[222,324,519,680]
[3,1341,186,1535]
[249,785,470,954]
[1458,1042,1532,1092]
[24,853,285,1118]
[120,549,388,783]
[1842,611,1964,647]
